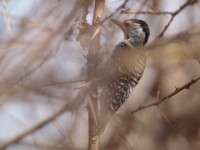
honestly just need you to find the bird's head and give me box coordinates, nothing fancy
[111,19,150,46]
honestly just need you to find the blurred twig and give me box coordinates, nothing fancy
[0,1,86,149]
[1,0,12,37]
[100,0,129,24]
[82,0,90,21]
[40,79,86,87]
[156,88,174,128]
[0,90,87,150]
[131,77,200,114]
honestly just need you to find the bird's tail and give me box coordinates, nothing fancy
[93,102,113,136]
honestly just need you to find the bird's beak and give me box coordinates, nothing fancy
[111,19,124,31]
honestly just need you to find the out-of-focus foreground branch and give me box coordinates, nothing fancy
[0,90,87,150]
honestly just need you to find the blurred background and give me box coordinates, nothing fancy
[0,0,200,150]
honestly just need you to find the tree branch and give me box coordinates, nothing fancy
[131,77,200,114]
[87,0,105,150]
[158,0,198,38]
[121,9,172,15]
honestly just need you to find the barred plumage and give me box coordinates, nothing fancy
[95,19,150,136]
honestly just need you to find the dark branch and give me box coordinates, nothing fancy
[158,0,198,38]
[131,77,200,114]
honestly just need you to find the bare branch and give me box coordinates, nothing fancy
[157,16,174,38]
[100,0,129,24]
[87,0,105,150]
[158,0,198,38]
[121,9,172,15]
[131,77,200,114]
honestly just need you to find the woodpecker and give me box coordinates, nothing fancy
[95,19,150,136]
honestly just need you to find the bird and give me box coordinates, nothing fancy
[94,18,150,136]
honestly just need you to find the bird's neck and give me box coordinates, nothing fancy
[125,29,145,47]
[127,37,144,47]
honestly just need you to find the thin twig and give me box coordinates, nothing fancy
[158,0,198,38]
[100,0,129,24]
[158,17,174,38]
[39,79,86,87]
[156,88,174,128]
[121,9,172,15]
[131,77,200,114]
[87,95,98,125]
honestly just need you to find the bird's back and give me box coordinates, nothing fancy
[95,41,146,135]
[100,41,146,112]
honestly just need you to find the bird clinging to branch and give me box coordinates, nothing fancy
[95,18,150,136]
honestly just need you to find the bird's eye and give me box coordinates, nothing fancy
[124,22,130,27]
